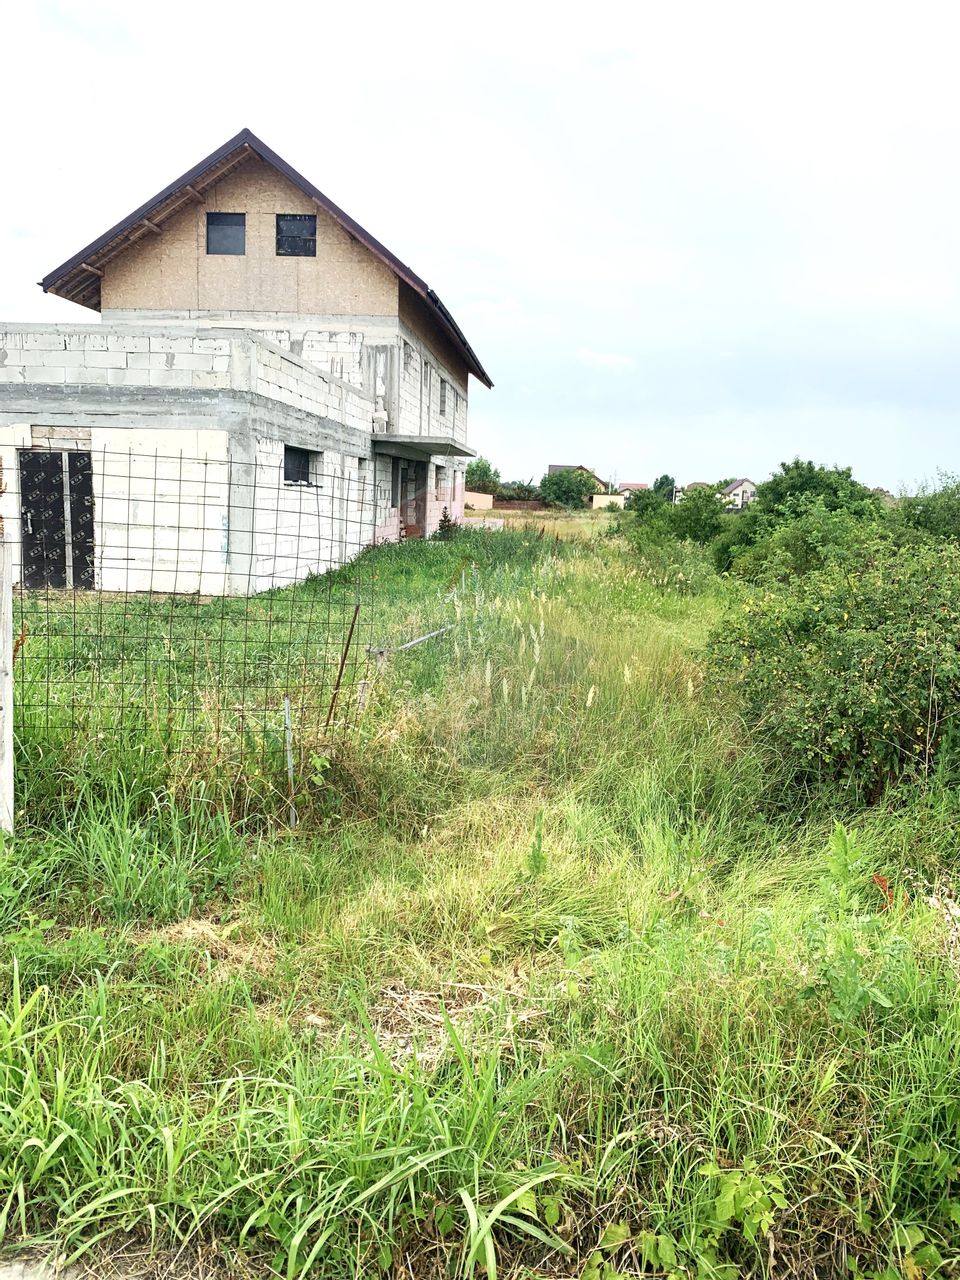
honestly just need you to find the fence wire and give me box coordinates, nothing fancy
[10,447,381,786]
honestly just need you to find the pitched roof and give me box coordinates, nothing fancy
[618,482,649,491]
[40,127,492,388]
[547,464,607,489]
[721,478,755,493]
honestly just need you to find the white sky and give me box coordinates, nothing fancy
[3,0,959,490]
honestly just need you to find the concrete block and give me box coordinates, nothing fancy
[84,351,128,368]
[21,366,66,383]
[0,368,25,383]
[107,368,148,386]
[37,349,84,367]
[171,353,214,372]
[108,333,149,352]
[193,337,232,355]
[148,369,193,388]
[0,332,23,349]
[192,371,231,389]
[21,332,66,350]
[149,336,196,353]
[66,332,107,351]
[76,368,109,384]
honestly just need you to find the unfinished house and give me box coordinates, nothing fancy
[0,129,491,594]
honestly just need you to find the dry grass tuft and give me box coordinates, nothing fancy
[139,919,275,979]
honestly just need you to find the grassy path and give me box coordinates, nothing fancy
[1,531,959,1278]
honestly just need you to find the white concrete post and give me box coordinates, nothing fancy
[0,517,13,834]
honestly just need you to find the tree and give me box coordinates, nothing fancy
[465,457,501,495]
[625,488,668,517]
[539,468,599,509]
[757,459,875,516]
[668,484,729,544]
[434,506,458,540]
[652,474,676,500]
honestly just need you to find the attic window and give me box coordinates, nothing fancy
[277,214,317,257]
[206,212,245,255]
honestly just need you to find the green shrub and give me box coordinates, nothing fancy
[711,462,884,575]
[898,473,960,540]
[669,485,729,544]
[495,478,541,501]
[465,456,501,495]
[722,501,881,583]
[624,488,667,517]
[708,539,960,798]
[539,468,600,508]
[756,458,878,516]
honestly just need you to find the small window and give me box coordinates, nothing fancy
[435,465,445,500]
[277,214,317,257]
[391,457,401,508]
[422,362,432,393]
[284,445,315,485]
[439,380,448,417]
[206,212,245,255]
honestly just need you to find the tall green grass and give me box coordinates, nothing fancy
[1,531,959,1277]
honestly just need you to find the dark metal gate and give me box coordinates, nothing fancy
[19,450,95,589]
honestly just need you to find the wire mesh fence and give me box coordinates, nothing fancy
[10,447,383,796]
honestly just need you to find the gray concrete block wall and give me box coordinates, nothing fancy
[0,321,461,597]
[102,311,392,395]
[395,325,468,444]
[0,325,375,434]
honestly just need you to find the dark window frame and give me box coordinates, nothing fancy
[276,213,317,257]
[284,444,318,486]
[206,212,246,256]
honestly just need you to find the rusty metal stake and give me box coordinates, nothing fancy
[325,603,360,730]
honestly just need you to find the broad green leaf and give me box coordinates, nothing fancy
[598,1221,632,1250]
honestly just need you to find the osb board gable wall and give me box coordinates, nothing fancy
[100,158,399,317]
[398,285,470,389]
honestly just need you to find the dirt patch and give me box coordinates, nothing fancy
[301,976,549,1070]
[138,919,275,980]
[0,1240,258,1280]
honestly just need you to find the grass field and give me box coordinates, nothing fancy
[463,507,618,541]
[2,528,959,1278]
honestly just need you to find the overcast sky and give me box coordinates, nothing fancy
[4,0,959,490]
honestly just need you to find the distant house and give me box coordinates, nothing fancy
[618,482,649,495]
[547,464,607,492]
[722,479,757,510]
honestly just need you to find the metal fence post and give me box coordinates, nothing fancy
[0,518,14,834]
